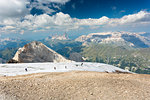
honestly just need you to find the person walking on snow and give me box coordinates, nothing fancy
[81,63,83,66]
[25,68,28,72]
[65,66,67,69]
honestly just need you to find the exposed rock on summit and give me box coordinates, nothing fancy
[9,41,71,63]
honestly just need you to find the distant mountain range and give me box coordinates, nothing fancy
[0,32,150,74]
[45,33,69,41]
[75,31,150,48]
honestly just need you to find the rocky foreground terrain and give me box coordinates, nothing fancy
[0,71,150,100]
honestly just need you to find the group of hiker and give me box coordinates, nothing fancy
[25,63,84,71]
[52,63,84,70]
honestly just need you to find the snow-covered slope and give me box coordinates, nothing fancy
[0,62,131,76]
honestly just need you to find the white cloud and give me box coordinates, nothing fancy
[75,16,109,26]
[54,12,73,25]
[0,0,71,34]
[2,26,15,30]
[3,0,149,35]
[108,11,150,26]
[29,0,70,15]
[120,11,149,24]
[37,0,70,4]
[0,11,150,34]
[0,0,70,19]
[0,0,29,19]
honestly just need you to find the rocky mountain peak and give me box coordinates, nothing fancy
[75,32,150,48]
[9,41,71,63]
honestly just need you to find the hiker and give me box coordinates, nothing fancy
[25,68,28,72]
[65,66,67,69]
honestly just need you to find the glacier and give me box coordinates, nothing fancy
[0,62,131,76]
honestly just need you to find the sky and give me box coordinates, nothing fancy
[0,0,150,40]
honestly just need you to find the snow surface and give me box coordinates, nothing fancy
[0,62,130,76]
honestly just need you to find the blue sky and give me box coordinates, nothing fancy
[62,0,150,18]
[0,0,150,40]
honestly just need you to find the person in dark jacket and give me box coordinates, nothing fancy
[65,66,67,69]
[81,63,83,66]
[25,68,28,72]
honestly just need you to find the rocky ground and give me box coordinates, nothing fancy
[0,71,150,100]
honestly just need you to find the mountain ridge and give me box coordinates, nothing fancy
[75,31,150,48]
[9,41,71,63]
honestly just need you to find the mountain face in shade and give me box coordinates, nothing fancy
[9,41,71,63]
